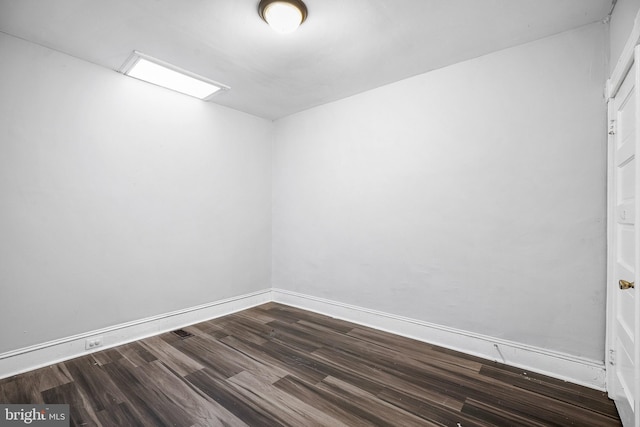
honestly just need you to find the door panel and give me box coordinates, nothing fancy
[620,226,635,272]
[609,55,639,426]
[620,158,635,202]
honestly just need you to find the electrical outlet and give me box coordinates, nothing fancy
[85,336,103,350]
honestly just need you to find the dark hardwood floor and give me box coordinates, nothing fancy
[0,303,621,426]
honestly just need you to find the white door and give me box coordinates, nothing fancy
[608,47,640,427]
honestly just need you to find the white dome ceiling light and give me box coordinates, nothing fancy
[258,0,308,34]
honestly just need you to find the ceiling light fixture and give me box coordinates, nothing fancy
[119,51,229,100]
[258,0,308,34]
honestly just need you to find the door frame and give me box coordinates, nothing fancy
[606,49,639,425]
[606,10,640,425]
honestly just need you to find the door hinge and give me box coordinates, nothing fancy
[609,349,616,365]
[609,120,616,136]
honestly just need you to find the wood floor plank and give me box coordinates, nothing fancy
[89,348,123,367]
[0,379,41,405]
[461,398,550,427]
[209,316,270,345]
[265,319,326,352]
[189,320,230,339]
[219,335,326,385]
[102,358,193,427]
[233,307,281,324]
[458,380,618,426]
[377,388,494,427]
[115,341,158,367]
[260,338,390,396]
[63,357,128,412]
[267,305,357,333]
[0,365,72,405]
[478,364,619,419]
[222,334,330,384]
[137,360,248,427]
[333,328,616,427]
[138,335,205,376]
[0,303,622,426]
[186,368,286,427]
[273,375,377,426]
[317,375,440,427]
[311,346,465,410]
[227,370,351,427]
[255,306,304,324]
[313,327,481,383]
[101,359,185,426]
[41,382,103,427]
[96,402,140,427]
[183,332,288,383]
[169,336,247,380]
[348,326,482,372]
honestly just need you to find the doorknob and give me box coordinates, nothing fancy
[619,280,635,290]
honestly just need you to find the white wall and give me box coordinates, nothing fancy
[0,33,273,354]
[273,23,608,361]
[0,18,610,368]
[609,0,640,71]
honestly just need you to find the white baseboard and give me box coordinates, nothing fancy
[0,289,272,380]
[272,288,606,391]
[1,287,606,391]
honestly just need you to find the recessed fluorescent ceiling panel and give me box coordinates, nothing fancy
[120,51,229,100]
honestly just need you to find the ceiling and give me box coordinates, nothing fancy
[0,0,613,120]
